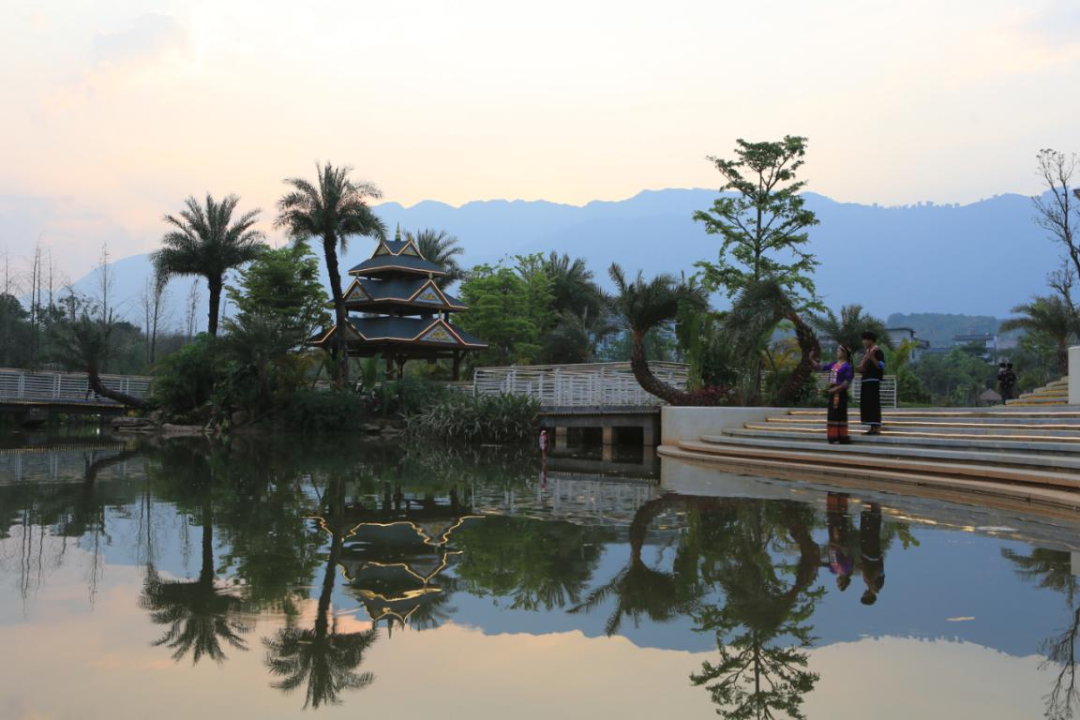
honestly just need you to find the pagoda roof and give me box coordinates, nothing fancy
[343,277,467,311]
[312,316,487,350]
[347,253,446,277]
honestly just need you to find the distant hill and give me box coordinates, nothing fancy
[71,189,1059,326]
[886,313,1003,347]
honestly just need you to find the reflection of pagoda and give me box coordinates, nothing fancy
[313,230,487,380]
[337,494,481,634]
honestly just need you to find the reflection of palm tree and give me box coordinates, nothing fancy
[1003,548,1080,720]
[140,498,249,663]
[264,478,377,708]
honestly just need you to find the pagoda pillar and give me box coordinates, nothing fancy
[452,352,462,381]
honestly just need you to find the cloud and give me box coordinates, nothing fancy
[91,13,187,67]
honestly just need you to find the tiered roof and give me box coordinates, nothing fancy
[313,229,486,365]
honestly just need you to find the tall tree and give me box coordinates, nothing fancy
[608,263,707,405]
[543,252,606,319]
[694,136,820,304]
[154,194,267,337]
[1034,149,1080,309]
[276,164,387,385]
[405,229,465,289]
[1001,295,1079,375]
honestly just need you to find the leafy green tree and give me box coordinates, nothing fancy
[0,293,32,367]
[694,136,820,304]
[154,194,267,337]
[276,163,387,385]
[457,264,544,365]
[913,348,995,406]
[811,304,892,356]
[540,309,619,364]
[227,244,331,343]
[405,229,465,289]
[1001,295,1079,375]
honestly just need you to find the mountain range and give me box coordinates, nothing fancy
[71,189,1060,332]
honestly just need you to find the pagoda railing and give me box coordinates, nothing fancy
[471,362,690,408]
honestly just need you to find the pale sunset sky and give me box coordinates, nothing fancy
[2,0,1079,276]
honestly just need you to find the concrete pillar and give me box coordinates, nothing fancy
[1071,347,1080,406]
[602,442,614,462]
[602,426,615,446]
[642,424,656,447]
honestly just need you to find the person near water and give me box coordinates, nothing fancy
[814,344,854,445]
[859,502,886,606]
[858,331,886,435]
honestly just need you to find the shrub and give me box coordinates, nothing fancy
[405,393,540,444]
[280,390,368,434]
[152,335,219,416]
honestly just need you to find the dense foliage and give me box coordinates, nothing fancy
[405,393,540,443]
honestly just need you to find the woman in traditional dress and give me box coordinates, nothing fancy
[858,331,886,435]
[815,344,854,444]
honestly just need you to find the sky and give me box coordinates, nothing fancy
[1,0,1079,278]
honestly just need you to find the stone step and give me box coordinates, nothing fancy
[745,422,1080,440]
[764,415,1080,428]
[789,408,1080,418]
[687,435,1080,485]
[723,427,1080,456]
[1009,396,1068,404]
[658,445,1080,514]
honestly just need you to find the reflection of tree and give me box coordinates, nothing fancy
[570,494,703,634]
[1003,548,1080,720]
[140,492,249,663]
[689,501,822,720]
[453,516,608,613]
[264,477,376,709]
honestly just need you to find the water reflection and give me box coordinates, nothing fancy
[2,435,1080,718]
[265,476,377,708]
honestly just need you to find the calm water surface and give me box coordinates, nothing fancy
[3,430,1080,719]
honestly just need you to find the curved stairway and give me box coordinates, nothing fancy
[659,405,1080,514]
[1007,378,1070,406]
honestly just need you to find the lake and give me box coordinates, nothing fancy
[2,430,1080,719]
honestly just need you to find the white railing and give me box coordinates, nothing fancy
[472,362,690,407]
[816,372,898,408]
[0,368,152,404]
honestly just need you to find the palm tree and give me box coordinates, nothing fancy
[1001,295,1079,374]
[540,309,619,364]
[59,312,149,408]
[276,163,387,385]
[608,263,706,405]
[154,194,266,337]
[405,229,464,289]
[726,280,821,406]
[545,252,606,318]
[811,304,892,355]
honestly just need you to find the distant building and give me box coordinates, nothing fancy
[953,332,998,360]
[885,327,930,363]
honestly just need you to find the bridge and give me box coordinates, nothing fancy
[0,368,152,421]
[471,362,690,449]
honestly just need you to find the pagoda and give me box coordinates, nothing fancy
[313,229,486,380]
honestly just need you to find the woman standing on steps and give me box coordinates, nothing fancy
[813,345,854,445]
